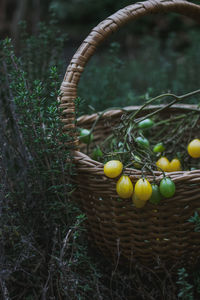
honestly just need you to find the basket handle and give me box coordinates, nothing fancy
[60,0,200,146]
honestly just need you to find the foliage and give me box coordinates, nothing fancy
[188,212,200,233]
[0,21,102,299]
[177,268,194,300]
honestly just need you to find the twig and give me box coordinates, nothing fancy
[59,229,72,261]
[86,106,127,154]
[0,279,10,300]
[129,88,200,125]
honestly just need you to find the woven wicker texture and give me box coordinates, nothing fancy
[60,0,200,268]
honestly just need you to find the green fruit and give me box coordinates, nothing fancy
[149,184,162,204]
[191,167,197,171]
[159,177,176,198]
[138,118,154,129]
[135,136,150,148]
[153,142,165,153]
[132,155,142,169]
[92,147,103,161]
[79,128,94,144]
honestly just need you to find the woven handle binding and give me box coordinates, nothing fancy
[60,0,200,146]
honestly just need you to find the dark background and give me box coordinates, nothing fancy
[1,0,200,114]
[1,0,199,59]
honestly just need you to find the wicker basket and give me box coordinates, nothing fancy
[60,0,200,268]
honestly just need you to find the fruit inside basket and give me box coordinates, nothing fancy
[75,100,200,267]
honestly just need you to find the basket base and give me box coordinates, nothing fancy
[75,190,200,271]
[87,229,200,274]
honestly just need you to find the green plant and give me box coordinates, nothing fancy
[177,268,194,300]
[188,212,200,233]
[0,21,103,300]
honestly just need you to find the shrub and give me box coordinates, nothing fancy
[0,21,102,299]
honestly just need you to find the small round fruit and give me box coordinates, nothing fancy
[91,147,103,161]
[149,184,162,204]
[134,178,152,201]
[104,160,123,178]
[168,158,181,172]
[156,157,170,172]
[116,175,134,199]
[153,142,165,153]
[132,193,146,208]
[132,155,142,169]
[159,177,176,198]
[187,139,200,158]
[79,128,94,144]
[138,118,154,129]
[135,136,150,148]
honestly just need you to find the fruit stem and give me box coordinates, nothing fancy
[128,89,200,126]
[86,106,127,154]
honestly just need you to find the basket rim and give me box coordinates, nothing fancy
[77,104,200,125]
[75,103,200,183]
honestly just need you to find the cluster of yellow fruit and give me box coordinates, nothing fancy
[156,139,200,172]
[103,138,200,208]
[156,157,181,172]
[103,160,175,208]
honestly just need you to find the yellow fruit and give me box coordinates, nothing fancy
[187,139,200,158]
[132,193,146,208]
[104,160,123,178]
[168,158,181,172]
[156,156,170,172]
[134,178,152,201]
[116,175,134,199]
